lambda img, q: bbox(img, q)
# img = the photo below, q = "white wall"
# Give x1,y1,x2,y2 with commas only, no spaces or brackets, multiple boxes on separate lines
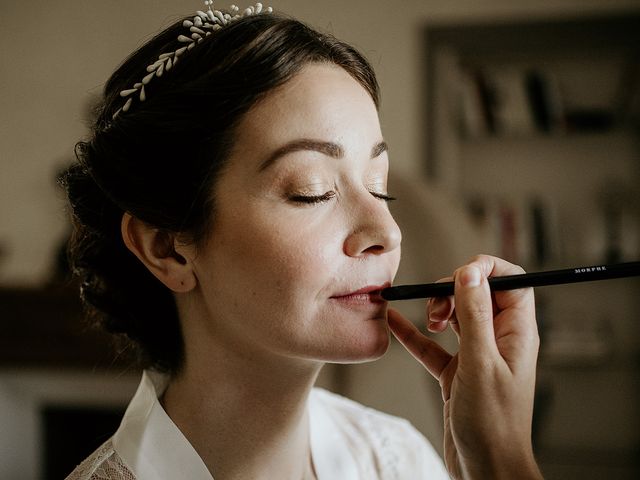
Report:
1,0,638,285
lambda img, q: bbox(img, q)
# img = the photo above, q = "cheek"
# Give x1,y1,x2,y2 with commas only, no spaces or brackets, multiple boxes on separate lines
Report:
391,245,401,278
215,207,344,297
260,216,343,288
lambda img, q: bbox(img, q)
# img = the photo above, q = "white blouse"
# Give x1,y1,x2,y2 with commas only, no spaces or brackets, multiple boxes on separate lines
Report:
66,371,449,479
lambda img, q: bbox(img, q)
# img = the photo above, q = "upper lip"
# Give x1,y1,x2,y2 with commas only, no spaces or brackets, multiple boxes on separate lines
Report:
331,282,391,298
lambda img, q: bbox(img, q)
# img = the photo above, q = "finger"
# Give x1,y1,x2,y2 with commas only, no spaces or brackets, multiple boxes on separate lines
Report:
430,304,460,341
387,308,452,380
427,319,449,334
453,264,499,361
448,314,461,341
428,296,453,322
469,254,529,311
427,277,454,332
427,296,451,333
468,255,538,356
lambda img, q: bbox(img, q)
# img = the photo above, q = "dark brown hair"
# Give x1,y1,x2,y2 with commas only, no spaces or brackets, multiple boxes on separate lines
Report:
61,11,380,373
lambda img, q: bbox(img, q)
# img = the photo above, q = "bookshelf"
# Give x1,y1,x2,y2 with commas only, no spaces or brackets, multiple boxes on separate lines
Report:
424,13,640,479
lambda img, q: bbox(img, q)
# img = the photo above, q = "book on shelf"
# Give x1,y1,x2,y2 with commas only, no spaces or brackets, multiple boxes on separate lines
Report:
525,70,565,134
455,63,622,138
467,195,561,269
490,66,537,136
459,68,488,138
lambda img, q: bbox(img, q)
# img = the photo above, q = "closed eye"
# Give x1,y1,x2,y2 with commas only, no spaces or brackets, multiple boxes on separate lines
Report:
288,190,396,205
370,191,396,202
289,191,336,204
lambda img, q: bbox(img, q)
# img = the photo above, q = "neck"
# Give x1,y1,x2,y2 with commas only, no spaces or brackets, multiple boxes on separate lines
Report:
162,324,322,480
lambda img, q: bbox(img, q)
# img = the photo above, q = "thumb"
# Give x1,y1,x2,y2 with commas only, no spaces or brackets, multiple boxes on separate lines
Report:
454,265,499,362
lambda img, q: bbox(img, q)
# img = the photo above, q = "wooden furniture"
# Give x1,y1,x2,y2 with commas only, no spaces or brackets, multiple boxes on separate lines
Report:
0,283,132,369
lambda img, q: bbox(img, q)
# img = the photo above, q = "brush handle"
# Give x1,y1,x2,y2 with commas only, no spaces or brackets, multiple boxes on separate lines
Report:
381,261,640,301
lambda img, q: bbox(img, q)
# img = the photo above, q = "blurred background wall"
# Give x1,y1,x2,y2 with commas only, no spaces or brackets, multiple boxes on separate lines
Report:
1,1,639,479
0,0,637,284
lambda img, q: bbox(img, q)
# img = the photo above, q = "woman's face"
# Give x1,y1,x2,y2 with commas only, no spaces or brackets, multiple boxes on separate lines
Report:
189,63,401,365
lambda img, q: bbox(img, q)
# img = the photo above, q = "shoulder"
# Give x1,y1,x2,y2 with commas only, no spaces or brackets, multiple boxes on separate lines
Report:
310,388,449,479
65,439,135,480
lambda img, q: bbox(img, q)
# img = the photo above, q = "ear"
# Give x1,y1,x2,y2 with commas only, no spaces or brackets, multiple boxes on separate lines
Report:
121,212,197,293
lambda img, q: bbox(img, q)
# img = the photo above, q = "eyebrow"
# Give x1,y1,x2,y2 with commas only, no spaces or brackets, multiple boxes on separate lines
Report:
259,139,388,171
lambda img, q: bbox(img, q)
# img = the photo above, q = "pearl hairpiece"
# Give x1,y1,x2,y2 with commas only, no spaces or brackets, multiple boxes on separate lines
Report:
113,1,273,118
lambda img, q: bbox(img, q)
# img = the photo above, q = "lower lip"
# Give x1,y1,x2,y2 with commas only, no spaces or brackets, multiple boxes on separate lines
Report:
330,292,386,306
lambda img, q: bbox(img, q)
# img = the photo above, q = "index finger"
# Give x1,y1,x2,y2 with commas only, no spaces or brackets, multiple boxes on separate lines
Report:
387,308,452,380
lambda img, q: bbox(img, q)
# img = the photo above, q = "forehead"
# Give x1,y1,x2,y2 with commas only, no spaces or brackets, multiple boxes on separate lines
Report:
229,63,382,162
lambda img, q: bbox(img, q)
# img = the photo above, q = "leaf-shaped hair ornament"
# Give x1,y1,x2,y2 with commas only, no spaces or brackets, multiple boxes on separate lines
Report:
113,2,273,119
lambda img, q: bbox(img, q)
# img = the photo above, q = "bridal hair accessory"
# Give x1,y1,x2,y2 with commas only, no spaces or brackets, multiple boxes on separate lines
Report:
114,1,273,118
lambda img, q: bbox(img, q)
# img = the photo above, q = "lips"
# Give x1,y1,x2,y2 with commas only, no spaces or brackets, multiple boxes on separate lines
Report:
330,283,390,304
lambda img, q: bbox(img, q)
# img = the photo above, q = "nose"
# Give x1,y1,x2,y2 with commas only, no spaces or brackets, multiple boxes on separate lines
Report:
343,192,402,257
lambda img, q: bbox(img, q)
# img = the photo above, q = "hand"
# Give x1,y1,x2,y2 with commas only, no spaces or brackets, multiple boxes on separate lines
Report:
387,255,543,480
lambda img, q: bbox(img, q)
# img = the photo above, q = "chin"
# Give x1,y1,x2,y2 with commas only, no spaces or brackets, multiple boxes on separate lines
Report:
327,322,391,364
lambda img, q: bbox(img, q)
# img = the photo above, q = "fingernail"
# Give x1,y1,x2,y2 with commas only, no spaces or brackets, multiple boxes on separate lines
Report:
460,266,481,287
429,299,448,321
427,319,446,331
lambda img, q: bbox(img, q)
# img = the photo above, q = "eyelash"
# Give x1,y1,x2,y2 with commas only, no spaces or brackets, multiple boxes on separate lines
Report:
289,191,396,204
